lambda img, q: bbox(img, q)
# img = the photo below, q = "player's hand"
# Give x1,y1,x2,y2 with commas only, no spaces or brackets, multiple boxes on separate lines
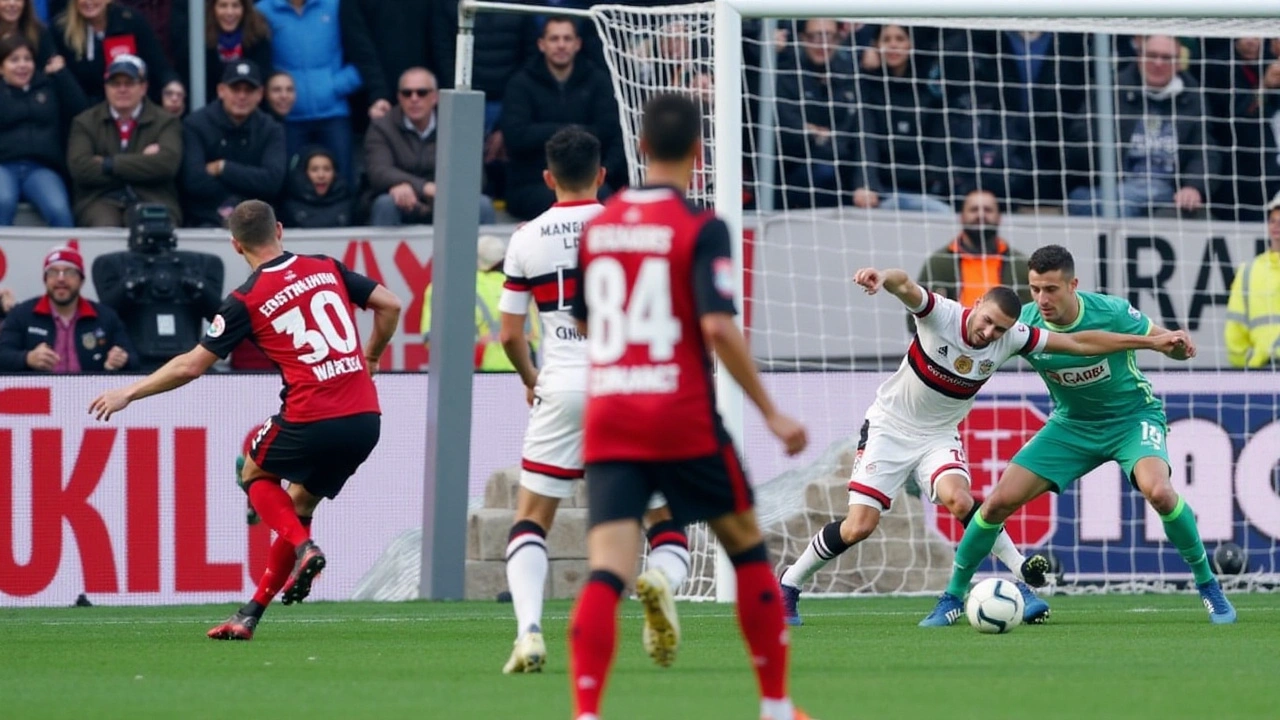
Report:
525,386,537,407
766,412,807,456
1151,330,1195,358
88,388,132,421
365,354,380,376
104,346,129,371
853,268,883,294
26,343,58,372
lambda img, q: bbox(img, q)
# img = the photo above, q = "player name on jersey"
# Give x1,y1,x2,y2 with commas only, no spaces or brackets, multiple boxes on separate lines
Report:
590,363,679,396
311,354,365,382
586,225,674,253
256,272,339,318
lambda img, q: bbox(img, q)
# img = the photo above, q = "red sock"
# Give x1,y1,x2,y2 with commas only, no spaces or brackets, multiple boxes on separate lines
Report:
569,571,623,717
734,552,789,701
247,481,309,546
252,534,299,606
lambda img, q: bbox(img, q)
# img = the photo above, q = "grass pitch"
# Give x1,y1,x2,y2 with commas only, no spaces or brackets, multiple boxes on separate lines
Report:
3,593,1277,720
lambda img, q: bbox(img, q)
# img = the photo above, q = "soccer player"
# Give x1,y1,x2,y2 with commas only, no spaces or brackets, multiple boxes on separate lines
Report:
497,126,691,673
568,93,812,720
781,266,1190,628
88,200,402,640
920,245,1237,626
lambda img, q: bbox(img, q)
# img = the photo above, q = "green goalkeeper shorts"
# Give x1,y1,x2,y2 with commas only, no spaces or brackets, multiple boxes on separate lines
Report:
1010,411,1171,492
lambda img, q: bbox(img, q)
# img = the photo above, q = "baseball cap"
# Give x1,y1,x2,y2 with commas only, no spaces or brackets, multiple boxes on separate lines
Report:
105,54,147,81
1266,191,1280,213
477,235,507,270
221,60,263,88
44,246,84,276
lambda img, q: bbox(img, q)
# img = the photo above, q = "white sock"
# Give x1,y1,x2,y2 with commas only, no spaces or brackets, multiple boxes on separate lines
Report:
646,543,690,591
991,529,1027,582
505,528,548,637
760,697,794,720
781,520,850,588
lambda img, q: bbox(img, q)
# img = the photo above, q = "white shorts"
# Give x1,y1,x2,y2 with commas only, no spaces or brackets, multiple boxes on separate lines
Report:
520,390,664,510
847,420,972,511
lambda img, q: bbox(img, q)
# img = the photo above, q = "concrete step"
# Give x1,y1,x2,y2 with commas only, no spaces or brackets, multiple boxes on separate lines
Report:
467,507,589,561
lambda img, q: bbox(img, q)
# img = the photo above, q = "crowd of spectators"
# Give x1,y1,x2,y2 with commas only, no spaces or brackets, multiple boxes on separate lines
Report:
1,2,1280,229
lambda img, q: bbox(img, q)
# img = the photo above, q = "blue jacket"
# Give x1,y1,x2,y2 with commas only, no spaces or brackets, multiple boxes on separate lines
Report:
257,0,362,121
0,295,139,373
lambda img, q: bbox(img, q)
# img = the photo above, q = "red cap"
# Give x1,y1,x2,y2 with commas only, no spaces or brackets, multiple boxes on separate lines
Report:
44,246,84,275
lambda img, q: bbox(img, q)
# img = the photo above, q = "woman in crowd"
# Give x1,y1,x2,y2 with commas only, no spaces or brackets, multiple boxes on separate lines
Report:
282,145,352,228
201,0,270,104
261,69,294,123
52,0,174,104
0,33,88,226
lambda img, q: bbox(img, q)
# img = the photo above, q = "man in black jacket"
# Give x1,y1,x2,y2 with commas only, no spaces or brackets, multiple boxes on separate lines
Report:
181,61,287,228
0,246,137,373
500,17,625,220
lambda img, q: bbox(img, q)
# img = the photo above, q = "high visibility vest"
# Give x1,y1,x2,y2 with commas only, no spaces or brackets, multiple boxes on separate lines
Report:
1225,250,1280,368
420,272,539,372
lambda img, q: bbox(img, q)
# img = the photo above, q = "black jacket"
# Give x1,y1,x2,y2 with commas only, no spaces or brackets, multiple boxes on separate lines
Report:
283,146,354,228
0,69,89,170
859,68,948,197
773,49,867,191
51,3,175,106
501,57,626,194
181,102,287,227
471,11,538,101
0,295,139,373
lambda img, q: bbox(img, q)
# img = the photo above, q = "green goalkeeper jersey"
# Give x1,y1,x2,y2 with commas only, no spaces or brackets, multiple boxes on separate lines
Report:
1018,291,1163,422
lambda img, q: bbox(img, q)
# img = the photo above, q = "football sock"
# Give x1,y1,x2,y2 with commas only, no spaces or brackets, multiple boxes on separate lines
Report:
990,530,1028,582
645,520,691,590
248,516,310,612
946,509,1002,598
1161,496,1215,585
732,543,789,703
246,481,309,546
781,520,851,588
505,520,549,636
569,570,624,719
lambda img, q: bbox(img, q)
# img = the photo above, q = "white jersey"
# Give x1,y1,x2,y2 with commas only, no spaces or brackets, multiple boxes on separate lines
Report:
868,292,1048,434
498,200,603,393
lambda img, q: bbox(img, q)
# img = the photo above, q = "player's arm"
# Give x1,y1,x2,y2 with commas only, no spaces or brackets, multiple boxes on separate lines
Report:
1043,328,1190,357
335,260,401,368
497,244,539,391
853,267,928,312
87,340,222,421
1148,322,1195,361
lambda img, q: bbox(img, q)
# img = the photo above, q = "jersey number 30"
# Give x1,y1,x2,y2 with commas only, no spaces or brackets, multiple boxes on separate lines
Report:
270,290,359,364
584,257,682,363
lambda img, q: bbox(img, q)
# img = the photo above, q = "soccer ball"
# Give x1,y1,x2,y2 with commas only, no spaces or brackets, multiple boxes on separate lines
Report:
965,578,1024,634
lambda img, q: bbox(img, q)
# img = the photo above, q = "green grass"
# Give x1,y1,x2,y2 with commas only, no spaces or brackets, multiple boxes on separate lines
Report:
3,594,1278,720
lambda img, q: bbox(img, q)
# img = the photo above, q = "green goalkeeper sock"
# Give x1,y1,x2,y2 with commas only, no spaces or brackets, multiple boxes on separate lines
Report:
946,509,1003,598
1161,496,1214,585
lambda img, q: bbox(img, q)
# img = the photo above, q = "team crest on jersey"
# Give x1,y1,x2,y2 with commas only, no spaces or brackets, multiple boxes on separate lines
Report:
1128,304,1142,320
978,359,995,375
207,314,226,338
953,355,974,374
712,257,734,298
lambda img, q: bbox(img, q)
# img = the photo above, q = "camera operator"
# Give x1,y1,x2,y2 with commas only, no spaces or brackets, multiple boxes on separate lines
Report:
93,204,224,371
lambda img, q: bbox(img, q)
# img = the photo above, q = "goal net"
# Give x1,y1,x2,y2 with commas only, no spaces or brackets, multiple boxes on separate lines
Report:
586,3,1280,599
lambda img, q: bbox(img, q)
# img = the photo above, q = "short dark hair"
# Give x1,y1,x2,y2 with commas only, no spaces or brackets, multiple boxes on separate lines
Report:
229,200,278,249
542,16,579,38
0,33,35,65
983,286,1023,321
641,93,701,162
546,126,601,191
1028,244,1076,277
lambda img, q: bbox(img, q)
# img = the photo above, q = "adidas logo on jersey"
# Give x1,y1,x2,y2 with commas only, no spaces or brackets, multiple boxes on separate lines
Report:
937,345,949,357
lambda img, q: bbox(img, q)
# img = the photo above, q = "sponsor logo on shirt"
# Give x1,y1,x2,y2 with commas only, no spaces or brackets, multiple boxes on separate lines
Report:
1044,360,1112,387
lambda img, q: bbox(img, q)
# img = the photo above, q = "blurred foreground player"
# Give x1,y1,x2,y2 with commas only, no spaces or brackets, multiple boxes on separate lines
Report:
568,93,813,720
89,200,402,640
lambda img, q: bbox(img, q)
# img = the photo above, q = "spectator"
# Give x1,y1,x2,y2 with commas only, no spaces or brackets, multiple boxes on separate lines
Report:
0,0,58,65
0,286,14,323
1204,36,1280,222
261,69,294,123
0,246,138,373
1225,192,1280,368
0,33,88,227
365,67,495,226
774,17,864,209
1066,34,1221,219
501,16,624,220
282,145,352,227
181,59,286,227
854,24,953,215
159,77,183,115
198,0,271,105
914,188,1030,331
52,0,174,105
470,8,537,195
352,0,454,116
258,0,379,185
67,53,182,226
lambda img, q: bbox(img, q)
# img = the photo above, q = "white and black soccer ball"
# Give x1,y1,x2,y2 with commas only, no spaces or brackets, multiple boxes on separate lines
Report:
965,578,1024,634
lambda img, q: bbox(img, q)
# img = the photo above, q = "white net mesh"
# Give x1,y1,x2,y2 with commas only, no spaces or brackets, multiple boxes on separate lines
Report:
588,3,1280,599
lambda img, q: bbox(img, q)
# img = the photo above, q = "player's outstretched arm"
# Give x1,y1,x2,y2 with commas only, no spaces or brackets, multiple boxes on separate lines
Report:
1045,329,1194,358
88,345,221,421
853,267,926,310
363,285,401,373
701,313,807,456
1150,323,1196,361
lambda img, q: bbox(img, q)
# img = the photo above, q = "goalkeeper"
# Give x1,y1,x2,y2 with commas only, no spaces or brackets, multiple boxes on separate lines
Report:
922,245,1236,626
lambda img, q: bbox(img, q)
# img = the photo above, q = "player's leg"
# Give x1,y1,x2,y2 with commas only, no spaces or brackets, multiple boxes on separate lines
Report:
239,423,310,547
636,499,688,668
569,462,654,720
503,484,563,674
641,501,690,592
1121,418,1236,624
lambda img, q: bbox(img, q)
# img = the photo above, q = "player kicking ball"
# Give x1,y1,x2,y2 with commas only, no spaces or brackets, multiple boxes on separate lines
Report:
921,245,1236,627
496,126,691,674
89,200,401,640
780,266,1190,628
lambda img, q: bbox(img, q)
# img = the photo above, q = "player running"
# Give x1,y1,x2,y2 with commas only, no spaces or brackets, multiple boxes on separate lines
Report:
920,244,1236,626
780,266,1190,628
89,200,402,640
567,93,813,720
496,126,691,674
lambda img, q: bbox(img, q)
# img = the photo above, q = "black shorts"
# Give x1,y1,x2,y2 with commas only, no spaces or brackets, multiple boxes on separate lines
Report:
247,413,381,499
585,443,754,528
